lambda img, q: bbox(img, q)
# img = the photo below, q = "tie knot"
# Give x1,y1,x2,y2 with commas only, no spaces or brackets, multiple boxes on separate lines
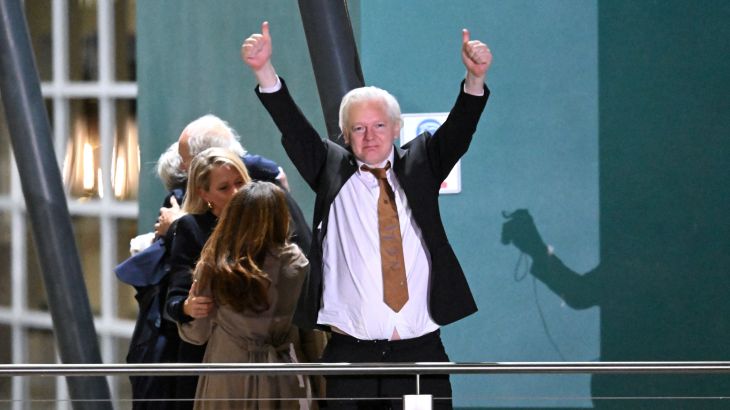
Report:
360,162,391,180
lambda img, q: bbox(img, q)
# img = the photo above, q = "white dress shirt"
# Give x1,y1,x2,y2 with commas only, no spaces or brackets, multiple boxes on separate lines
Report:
259,78,439,340
316,151,439,340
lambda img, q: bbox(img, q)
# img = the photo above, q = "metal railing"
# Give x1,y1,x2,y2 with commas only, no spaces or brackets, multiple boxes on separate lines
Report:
4,361,730,377
3,362,730,408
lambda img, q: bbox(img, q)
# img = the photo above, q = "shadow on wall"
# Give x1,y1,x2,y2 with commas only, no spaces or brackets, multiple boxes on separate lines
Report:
502,207,730,409
500,2,730,408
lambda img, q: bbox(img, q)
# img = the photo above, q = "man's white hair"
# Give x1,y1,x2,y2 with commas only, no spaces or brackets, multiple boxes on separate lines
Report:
184,114,247,157
156,142,186,190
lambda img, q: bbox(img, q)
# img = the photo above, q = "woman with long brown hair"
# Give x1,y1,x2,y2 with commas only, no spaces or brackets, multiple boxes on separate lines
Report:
179,181,311,410
164,147,250,409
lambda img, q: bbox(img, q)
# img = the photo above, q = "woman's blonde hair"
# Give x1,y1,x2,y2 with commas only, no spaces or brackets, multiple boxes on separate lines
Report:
195,181,291,312
182,147,250,214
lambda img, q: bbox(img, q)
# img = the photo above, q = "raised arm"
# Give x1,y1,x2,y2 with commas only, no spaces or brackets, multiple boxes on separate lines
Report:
240,23,330,191
241,21,278,88
461,28,493,95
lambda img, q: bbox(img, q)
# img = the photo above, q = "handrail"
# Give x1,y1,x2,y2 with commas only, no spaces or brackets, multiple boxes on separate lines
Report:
3,361,730,376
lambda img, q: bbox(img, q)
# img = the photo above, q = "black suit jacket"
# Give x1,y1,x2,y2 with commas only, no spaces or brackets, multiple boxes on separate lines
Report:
257,79,489,330
165,211,217,327
163,211,216,400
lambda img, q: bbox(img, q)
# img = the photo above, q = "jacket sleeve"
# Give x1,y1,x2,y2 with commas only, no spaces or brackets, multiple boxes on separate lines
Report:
284,191,312,255
177,281,214,345
423,81,489,181
255,78,328,191
164,217,199,324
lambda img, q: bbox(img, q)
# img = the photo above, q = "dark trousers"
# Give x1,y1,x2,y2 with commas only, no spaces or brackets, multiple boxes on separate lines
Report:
173,340,206,410
321,330,452,410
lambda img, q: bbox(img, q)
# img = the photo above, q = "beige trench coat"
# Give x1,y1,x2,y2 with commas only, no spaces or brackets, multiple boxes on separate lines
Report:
179,244,315,410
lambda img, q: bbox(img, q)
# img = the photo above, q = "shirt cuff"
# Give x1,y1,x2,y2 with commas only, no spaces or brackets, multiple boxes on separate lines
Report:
463,82,485,96
258,76,282,94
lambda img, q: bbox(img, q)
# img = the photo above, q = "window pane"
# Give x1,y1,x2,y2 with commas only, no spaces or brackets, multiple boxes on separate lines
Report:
72,216,101,315
63,99,101,199
116,335,131,364
69,0,98,81
113,100,139,201
0,212,10,307
28,328,56,401
0,98,10,195
115,0,136,81
0,324,9,401
25,0,53,82
26,217,47,311
116,218,138,320
27,215,101,314
45,98,54,130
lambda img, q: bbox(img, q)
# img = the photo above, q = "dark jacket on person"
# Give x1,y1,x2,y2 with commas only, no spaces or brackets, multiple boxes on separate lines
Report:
256,79,489,330
164,211,217,410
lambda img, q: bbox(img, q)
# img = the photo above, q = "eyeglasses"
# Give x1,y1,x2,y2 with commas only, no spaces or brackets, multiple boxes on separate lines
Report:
349,122,389,137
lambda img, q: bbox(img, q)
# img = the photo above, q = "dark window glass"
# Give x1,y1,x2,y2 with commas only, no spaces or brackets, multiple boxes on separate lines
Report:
115,0,136,81
113,99,139,201
69,0,99,81
25,0,53,82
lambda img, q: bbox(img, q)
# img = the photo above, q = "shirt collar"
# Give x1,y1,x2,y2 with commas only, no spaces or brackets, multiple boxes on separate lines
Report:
355,147,395,175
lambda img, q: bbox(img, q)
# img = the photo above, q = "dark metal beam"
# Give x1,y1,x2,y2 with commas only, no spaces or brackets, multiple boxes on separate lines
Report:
0,1,111,408
298,0,365,142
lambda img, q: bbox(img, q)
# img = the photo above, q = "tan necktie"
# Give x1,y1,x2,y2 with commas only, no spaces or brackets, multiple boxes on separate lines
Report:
361,162,409,312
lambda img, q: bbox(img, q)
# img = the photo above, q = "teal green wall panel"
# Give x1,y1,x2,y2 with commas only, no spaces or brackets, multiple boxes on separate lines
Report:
594,1,730,406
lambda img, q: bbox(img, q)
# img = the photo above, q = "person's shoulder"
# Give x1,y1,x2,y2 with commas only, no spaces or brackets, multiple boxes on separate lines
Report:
243,153,278,168
242,154,279,181
322,138,352,158
276,243,309,271
177,213,196,225
174,213,202,234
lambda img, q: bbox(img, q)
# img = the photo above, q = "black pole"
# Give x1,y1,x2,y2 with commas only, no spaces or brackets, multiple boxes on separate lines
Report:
298,0,365,142
0,1,112,409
